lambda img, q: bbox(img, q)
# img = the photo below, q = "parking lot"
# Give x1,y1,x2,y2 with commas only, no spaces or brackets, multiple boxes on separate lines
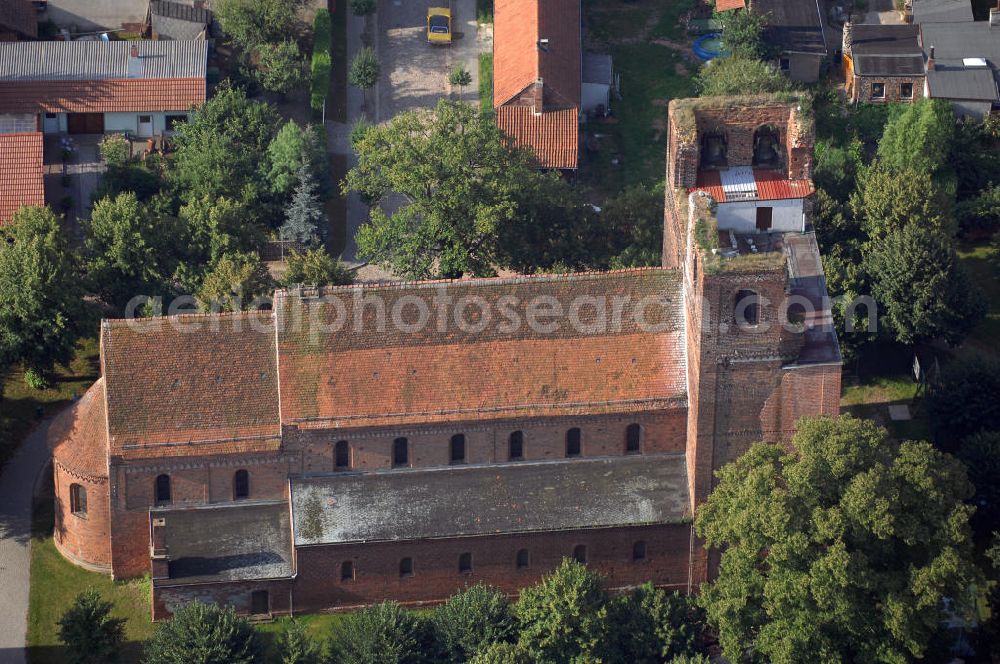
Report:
376,0,485,120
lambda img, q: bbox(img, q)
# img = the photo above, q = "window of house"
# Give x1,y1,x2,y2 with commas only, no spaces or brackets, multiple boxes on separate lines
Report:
70,483,87,516
566,428,582,457
450,434,466,464
165,114,187,131
625,423,641,454
509,431,524,460
335,440,350,469
459,552,473,574
871,82,886,99
900,82,913,99
633,541,647,562
233,469,249,500
341,560,355,581
400,557,414,577
516,548,530,569
155,474,171,504
735,290,760,327
573,545,587,564
393,437,409,467
779,57,790,71
250,590,269,615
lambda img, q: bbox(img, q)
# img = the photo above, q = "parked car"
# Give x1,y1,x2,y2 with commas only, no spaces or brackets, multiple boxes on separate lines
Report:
427,6,452,44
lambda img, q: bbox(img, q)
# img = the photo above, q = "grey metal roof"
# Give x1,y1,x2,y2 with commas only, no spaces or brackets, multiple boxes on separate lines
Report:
155,501,293,585
0,40,207,81
583,53,612,85
151,14,209,40
922,21,1000,63
928,64,999,101
291,454,691,546
854,53,926,75
911,0,974,23
151,0,211,24
851,24,925,75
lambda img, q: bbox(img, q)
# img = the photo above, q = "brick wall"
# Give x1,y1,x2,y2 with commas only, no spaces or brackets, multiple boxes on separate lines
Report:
286,410,688,474
53,463,112,571
153,579,294,621
293,524,692,613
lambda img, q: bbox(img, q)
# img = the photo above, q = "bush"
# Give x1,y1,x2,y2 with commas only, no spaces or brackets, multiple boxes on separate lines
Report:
277,619,323,664
99,134,130,169
349,46,380,92
57,589,126,664
431,585,516,663
329,601,428,664
927,354,1000,449
283,248,354,287
143,602,262,664
310,9,332,115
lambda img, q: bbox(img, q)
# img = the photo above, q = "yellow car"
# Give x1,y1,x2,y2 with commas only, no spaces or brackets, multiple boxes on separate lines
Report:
427,6,452,44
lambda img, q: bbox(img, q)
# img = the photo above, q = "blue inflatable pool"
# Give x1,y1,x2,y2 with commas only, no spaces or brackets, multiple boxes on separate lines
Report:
693,33,729,61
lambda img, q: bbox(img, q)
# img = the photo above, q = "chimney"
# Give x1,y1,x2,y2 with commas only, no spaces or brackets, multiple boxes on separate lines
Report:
928,45,935,70
537,38,549,52
130,43,139,59
842,21,853,56
531,78,544,115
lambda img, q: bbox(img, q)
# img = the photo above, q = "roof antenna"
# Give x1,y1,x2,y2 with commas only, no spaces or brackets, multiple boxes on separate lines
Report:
538,38,549,52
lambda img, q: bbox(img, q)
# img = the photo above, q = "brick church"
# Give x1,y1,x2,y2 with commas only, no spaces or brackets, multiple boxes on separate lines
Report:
48,95,841,620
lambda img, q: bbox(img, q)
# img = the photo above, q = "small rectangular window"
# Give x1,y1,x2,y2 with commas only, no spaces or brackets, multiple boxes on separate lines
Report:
459,552,473,574
165,114,187,131
779,57,789,71
509,431,524,460
393,438,409,467
450,434,466,464
871,82,886,99
900,82,913,99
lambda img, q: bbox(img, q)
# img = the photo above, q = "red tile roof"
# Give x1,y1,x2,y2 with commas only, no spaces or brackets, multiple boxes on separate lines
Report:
493,0,581,108
101,312,281,459
692,168,814,203
496,106,579,169
275,269,686,429
0,0,37,38
0,132,44,225
716,0,746,11
49,379,109,482
0,78,206,114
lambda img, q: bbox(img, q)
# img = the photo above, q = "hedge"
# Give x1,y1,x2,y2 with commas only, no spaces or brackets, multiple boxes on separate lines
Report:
311,9,332,116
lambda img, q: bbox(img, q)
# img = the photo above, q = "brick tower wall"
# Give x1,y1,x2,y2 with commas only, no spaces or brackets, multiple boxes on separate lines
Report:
53,463,112,572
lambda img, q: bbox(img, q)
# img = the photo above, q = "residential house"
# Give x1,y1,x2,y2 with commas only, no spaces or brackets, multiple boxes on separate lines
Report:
0,40,207,137
0,132,44,224
493,0,581,170
146,0,211,41
920,6,1000,119
0,0,37,41
910,0,974,23
842,23,926,103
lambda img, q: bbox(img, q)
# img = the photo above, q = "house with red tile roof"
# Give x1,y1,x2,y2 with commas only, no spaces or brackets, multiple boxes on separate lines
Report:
0,0,38,41
493,0,582,170
0,131,44,224
0,40,207,137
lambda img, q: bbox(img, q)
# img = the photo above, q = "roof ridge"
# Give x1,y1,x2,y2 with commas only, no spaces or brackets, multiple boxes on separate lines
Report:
104,310,275,325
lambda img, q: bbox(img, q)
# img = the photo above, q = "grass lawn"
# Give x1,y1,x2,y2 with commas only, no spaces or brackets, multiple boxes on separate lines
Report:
579,0,698,196
0,338,100,468
840,340,930,442
957,239,1000,360
479,53,493,113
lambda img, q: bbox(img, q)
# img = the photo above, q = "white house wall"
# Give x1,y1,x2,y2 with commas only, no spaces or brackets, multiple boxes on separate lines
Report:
40,111,192,135
716,198,805,233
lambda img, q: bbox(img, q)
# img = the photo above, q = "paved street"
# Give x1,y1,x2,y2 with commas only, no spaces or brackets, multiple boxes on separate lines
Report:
0,422,53,664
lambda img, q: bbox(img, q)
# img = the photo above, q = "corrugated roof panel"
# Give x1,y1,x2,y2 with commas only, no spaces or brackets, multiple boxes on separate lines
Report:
0,41,207,81
720,165,757,200
691,168,814,203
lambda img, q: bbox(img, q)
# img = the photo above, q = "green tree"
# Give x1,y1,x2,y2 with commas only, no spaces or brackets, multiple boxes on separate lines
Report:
280,159,326,246
267,121,328,198
216,0,304,50
57,589,126,664
814,138,863,203
864,224,984,346
142,602,262,664
431,585,516,663
170,83,281,205
719,9,768,59
467,642,530,664
449,64,473,96
277,619,323,664
696,415,980,664
349,46,380,105
346,99,541,278
179,195,264,267
958,431,1000,539
282,248,353,287
695,56,790,97
85,192,180,310
604,183,665,268
926,354,1000,450
0,206,87,375
329,601,426,664
99,133,130,169
877,99,954,178
350,0,376,16
256,40,304,98
513,559,609,664
850,165,953,243
196,252,274,312
603,584,704,664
